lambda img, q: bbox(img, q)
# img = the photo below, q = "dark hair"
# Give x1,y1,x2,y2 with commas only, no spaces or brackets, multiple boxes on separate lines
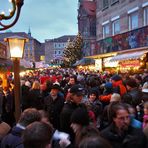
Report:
76,125,100,146
22,121,54,148
79,136,112,148
18,108,41,127
110,103,129,120
39,110,48,119
70,75,77,82
121,93,133,105
125,78,138,88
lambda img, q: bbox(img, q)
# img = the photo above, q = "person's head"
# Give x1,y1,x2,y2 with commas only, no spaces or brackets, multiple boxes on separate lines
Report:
39,110,49,124
125,78,138,91
75,125,100,146
111,103,130,131
135,75,142,84
31,80,40,90
111,74,122,84
70,107,89,134
50,84,60,97
69,84,84,104
121,93,133,105
69,75,77,85
88,89,98,102
104,82,113,94
22,121,54,148
110,93,121,103
79,136,112,148
18,108,41,127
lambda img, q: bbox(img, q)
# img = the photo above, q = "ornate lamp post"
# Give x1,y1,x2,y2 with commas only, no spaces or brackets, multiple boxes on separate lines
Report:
5,36,28,121
0,0,24,31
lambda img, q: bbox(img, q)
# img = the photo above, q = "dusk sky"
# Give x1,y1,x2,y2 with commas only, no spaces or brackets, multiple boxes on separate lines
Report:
1,0,78,42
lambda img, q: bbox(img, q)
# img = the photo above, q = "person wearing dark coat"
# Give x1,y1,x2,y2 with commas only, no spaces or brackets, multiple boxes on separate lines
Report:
21,81,31,111
124,78,143,107
2,87,15,127
1,108,41,148
63,75,77,97
111,74,127,97
26,81,43,110
44,84,64,130
101,103,147,148
60,84,85,144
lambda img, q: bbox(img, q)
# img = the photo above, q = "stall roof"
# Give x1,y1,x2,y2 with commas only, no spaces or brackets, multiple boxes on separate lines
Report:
73,58,95,66
0,58,12,66
110,50,148,61
85,52,117,59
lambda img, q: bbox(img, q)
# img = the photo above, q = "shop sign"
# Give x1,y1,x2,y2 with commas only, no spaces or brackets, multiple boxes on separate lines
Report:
95,59,102,71
120,60,140,67
103,57,118,67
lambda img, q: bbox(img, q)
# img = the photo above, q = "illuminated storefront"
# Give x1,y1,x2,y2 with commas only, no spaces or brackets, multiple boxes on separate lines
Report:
110,48,148,73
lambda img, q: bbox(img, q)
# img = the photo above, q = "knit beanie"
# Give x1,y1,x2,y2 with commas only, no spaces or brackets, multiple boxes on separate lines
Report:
71,107,89,126
111,74,122,81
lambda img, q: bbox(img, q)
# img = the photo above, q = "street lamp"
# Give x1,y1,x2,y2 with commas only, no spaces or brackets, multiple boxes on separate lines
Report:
0,0,24,31
5,36,28,121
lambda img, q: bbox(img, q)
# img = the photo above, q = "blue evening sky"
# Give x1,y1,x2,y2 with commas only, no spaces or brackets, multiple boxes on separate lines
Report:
0,0,78,42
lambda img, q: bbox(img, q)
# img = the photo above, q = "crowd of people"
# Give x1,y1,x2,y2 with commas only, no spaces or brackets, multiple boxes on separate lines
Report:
0,68,148,148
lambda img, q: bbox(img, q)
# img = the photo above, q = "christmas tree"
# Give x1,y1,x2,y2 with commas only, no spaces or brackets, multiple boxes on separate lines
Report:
63,33,83,67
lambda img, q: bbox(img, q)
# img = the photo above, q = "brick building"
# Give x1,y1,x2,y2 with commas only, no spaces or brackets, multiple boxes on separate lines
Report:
82,0,148,71
95,0,148,54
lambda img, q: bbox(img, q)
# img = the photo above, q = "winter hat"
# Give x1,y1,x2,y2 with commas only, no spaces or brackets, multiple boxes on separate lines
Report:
70,84,84,96
105,82,112,89
111,74,122,81
71,107,89,126
51,84,61,90
142,82,148,93
25,81,31,88
125,78,138,88
104,82,113,94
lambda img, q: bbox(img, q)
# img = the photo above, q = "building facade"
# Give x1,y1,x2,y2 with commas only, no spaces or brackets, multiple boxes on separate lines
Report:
95,0,148,54
45,35,76,64
0,31,45,62
78,0,96,56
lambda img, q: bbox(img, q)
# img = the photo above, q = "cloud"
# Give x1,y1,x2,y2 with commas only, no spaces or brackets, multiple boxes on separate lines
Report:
1,0,78,42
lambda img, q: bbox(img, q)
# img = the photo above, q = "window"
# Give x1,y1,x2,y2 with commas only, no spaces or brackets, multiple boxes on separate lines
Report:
54,43,57,48
144,7,148,26
112,19,120,35
102,0,109,9
54,51,57,54
103,23,110,38
129,12,138,30
58,51,61,54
